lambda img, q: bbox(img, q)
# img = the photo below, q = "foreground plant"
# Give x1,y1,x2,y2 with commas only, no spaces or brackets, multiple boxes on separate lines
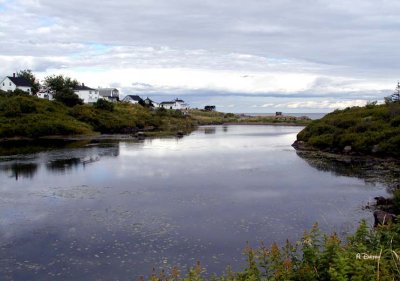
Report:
148,221,400,281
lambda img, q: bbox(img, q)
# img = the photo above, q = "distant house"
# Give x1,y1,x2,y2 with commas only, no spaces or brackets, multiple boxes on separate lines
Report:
0,73,32,93
204,105,216,111
74,83,99,104
98,88,120,102
122,95,143,104
37,87,54,101
144,97,159,108
160,99,189,110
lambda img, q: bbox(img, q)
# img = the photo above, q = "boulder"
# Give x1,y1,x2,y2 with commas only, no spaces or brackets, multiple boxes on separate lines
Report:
292,140,305,150
374,196,393,206
373,210,396,226
372,145,380,153
343,146,352,153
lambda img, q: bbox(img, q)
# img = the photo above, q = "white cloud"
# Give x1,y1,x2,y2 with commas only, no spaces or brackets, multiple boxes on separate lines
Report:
280,100,368,110
0,0,399,112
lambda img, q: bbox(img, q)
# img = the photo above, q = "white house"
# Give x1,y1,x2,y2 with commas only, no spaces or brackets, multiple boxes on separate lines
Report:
37,87,54,101
144,97,159,108
0,73,32,93
160,99,189,110
98,88,120,102
74,83,99,104
122,95,143,104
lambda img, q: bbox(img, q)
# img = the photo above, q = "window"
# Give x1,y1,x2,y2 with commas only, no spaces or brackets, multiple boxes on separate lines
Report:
9,82,11,86
2,82,4,86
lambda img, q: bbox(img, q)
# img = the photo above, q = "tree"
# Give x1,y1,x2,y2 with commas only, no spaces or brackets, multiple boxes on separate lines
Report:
44,75,82,107
44,75,79,93
385,82,400,104
17,69,40,95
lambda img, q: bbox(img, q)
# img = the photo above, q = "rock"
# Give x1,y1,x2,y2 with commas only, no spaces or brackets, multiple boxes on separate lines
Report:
292,140,305,149
176,131,185,138
373,210,396,226
374,196,393,206
134,132,146,140
343,146,352,153
372,144,380,153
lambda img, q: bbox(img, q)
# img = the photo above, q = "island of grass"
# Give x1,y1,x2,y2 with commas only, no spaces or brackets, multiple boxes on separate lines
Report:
293,102,400,157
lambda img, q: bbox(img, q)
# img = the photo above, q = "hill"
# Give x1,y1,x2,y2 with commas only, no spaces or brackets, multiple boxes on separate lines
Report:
0,92,195,139
294,102,400,157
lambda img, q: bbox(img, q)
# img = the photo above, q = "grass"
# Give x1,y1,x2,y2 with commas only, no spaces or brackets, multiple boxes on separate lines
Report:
0,92,196,139
296,103,400,157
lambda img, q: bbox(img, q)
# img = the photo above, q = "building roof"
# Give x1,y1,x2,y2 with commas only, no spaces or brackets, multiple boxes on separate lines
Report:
175,99,185,103
6,76,32,87
160,101,175,105
74,84,96,91
98,88,119,97
124,95,143,101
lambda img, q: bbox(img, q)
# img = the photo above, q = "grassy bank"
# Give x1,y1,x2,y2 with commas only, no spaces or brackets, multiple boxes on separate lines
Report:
0,93,195,139
0,94,314,140
295,103,400,157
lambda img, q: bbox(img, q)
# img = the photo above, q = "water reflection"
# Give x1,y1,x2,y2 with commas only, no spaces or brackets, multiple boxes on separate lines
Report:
0,139,91,156
204,127,216,134
0,126,391,280
0,141,121,179
296,151,400,188
0,162,38,180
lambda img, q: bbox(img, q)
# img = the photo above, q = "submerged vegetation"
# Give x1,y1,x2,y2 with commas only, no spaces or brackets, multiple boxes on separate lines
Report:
295,102,400,157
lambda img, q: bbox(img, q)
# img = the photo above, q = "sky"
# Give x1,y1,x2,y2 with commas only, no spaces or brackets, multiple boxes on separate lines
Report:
1,0,400,113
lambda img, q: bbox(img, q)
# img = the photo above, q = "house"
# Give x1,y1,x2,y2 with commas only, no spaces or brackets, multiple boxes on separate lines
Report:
74,83,99,103
144,97,159,107
122,95,143,104
37,87,54,101
98,88,120,102
204,105,216,111
0,73,32,93
160,98,189,110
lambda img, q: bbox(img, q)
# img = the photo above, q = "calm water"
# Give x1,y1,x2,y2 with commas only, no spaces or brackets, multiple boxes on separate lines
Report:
0,125,388,280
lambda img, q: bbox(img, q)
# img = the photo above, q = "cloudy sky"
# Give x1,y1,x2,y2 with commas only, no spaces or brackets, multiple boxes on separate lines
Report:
1,0,400,112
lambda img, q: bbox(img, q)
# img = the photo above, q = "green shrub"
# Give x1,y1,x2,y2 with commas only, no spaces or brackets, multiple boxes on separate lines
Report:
94,99,114,111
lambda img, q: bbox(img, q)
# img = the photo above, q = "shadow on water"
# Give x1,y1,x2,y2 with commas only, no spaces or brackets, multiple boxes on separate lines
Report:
296,150,400,189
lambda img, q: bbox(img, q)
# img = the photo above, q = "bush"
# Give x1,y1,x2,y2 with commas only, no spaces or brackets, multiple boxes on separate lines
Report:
93,99,114,111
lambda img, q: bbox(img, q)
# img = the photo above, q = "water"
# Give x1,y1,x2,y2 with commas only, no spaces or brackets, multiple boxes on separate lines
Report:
0,125,388,280
245,113,326,119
